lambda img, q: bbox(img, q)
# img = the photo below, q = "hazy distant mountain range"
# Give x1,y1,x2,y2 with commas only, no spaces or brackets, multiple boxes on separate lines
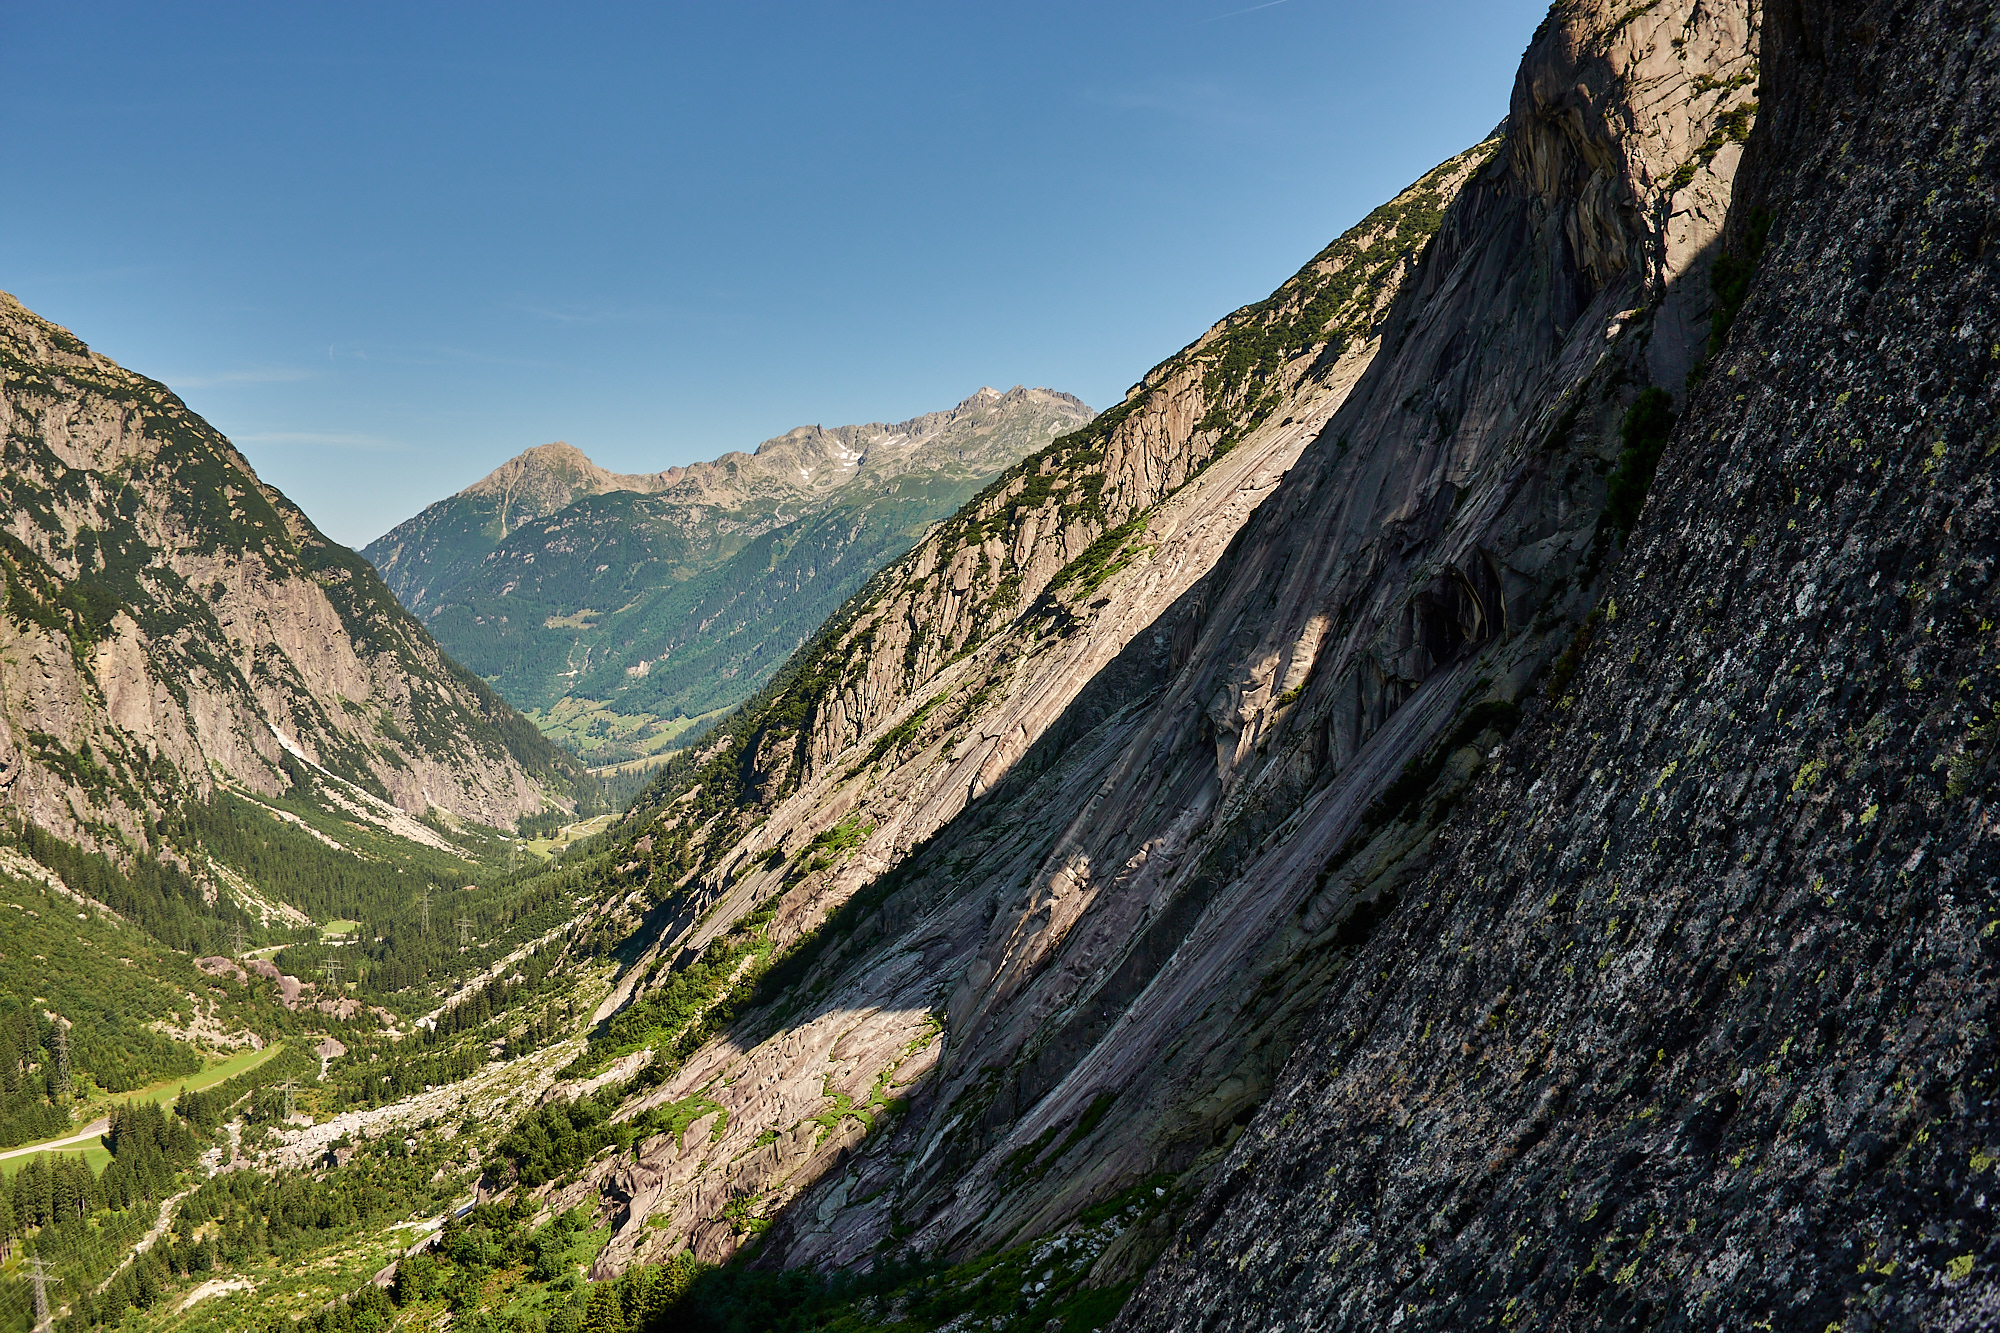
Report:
362,387,1092,768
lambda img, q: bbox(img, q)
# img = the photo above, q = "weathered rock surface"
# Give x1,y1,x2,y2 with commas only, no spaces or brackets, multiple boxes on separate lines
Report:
0,292,587,856
553,52,1752,1265
749,0,1759,1275
1119,0,2000,1328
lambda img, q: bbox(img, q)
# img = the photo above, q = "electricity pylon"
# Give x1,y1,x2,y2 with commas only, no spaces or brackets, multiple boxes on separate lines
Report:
51,1021,72,1100
28,1256,59,1333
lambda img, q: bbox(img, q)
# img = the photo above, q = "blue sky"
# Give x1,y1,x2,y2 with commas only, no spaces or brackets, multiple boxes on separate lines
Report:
3,1,1548,547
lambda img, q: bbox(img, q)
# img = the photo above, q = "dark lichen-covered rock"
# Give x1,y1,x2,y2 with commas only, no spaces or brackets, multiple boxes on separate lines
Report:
1119,1,2000,1329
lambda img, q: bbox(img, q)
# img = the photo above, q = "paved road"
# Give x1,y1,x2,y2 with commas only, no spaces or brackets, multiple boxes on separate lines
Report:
0,1116,108,1163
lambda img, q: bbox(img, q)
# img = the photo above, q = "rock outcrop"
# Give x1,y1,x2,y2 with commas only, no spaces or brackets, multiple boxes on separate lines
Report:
543,141,1494,1267
1119,0,2000,1327
0,292,588,856
545,28,1755,1265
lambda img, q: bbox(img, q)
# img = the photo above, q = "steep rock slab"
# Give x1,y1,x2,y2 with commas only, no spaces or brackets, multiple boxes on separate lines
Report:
800,0,1760,1272
564,145,1500,1275
569,0,1760,1269
0,292,587,854
1121,0,2000,1328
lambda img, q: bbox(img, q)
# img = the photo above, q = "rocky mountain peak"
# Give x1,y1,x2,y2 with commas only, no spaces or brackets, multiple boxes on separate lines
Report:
1507,0,1758,381
716,386,1089,491
453,440,670,539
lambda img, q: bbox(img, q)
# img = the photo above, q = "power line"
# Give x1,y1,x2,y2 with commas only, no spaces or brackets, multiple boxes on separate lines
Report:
0,1158,221,1328
27,1256,59,1333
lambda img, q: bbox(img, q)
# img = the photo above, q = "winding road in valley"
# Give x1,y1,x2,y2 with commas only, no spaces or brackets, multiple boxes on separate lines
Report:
0,1116,108,1163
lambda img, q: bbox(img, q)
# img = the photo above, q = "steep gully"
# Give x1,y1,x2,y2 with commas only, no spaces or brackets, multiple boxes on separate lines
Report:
543,0,1770,1297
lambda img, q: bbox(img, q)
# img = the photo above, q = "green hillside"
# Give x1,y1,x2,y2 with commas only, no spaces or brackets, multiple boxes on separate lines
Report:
460,467,1001,727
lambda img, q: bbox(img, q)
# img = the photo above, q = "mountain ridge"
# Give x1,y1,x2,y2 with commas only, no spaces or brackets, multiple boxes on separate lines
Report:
363,386,1094,763
0,290,590,864
366,386,1091,614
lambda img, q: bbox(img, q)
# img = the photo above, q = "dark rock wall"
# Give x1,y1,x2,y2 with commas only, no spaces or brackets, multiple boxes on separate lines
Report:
1120,1,2000,1329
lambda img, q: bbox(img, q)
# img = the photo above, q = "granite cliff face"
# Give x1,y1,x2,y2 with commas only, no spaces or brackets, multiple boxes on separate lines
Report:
525,8,1768,1272
730,0,1756,1276
527,143,1503,1270
363,389,1093,762
1120,0,2000,1328
0,292,588,857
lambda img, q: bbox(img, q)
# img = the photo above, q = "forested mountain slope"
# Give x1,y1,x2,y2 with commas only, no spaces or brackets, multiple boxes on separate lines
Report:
0,292,590,861
1121,0,2000,1327
363,389,1092,765
519,0,1764,1287
0,305,658,1333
